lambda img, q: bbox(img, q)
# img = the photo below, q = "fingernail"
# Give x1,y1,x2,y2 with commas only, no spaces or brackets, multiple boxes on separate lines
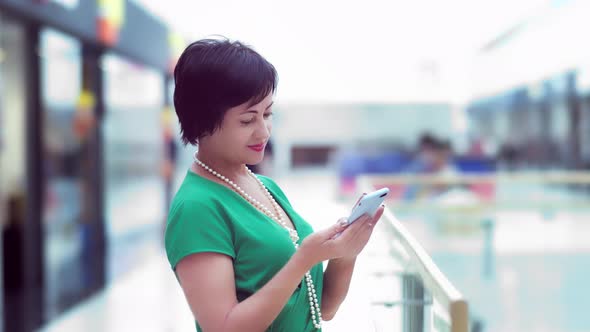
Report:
339,219,348,226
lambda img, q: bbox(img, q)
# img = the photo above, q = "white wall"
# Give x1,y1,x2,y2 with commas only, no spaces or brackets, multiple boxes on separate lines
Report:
273,103,454,145
271,103,455,174
469,0,590,99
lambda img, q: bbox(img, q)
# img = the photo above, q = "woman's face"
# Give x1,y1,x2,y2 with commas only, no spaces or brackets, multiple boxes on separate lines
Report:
201,92,274,166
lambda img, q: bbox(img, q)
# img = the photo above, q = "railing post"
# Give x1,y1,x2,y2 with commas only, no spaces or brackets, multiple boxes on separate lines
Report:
450,300,469,332
402,273,424,332
481,218,495,279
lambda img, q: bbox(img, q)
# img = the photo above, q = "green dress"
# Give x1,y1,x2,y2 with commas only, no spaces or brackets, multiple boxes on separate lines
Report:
165,170,324,332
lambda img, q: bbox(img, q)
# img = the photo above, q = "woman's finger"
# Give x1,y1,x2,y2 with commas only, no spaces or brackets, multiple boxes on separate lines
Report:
371,205,385,223
349,213,371,230
360,206,384,233
337,217,348,226
320,218,349,241
336,214,370,241
355,208,384,241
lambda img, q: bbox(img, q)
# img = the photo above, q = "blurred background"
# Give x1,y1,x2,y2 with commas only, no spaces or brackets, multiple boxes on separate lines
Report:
1,0,590,331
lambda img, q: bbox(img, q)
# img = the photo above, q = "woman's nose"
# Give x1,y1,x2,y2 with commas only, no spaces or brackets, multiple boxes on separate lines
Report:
255,121,271,139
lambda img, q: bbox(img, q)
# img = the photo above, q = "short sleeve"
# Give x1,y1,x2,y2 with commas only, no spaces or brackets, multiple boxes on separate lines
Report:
165,199,236,270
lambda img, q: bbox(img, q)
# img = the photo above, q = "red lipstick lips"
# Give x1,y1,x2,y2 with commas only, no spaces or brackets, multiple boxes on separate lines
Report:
248,144,265,152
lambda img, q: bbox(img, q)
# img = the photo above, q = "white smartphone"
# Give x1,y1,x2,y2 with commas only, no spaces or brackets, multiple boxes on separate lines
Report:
347,188,389,224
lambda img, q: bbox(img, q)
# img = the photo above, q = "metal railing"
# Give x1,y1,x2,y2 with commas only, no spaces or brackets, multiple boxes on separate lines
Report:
365,171,590,211
358,170,590,331
358,176,469,332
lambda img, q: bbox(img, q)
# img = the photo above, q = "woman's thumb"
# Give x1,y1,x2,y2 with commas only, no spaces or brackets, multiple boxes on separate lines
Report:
323,218,348,238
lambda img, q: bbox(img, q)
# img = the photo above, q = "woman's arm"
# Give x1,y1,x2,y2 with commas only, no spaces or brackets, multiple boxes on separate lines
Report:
319,204,387,320
320,257,356,321
176,211,383,331
176,250,313,332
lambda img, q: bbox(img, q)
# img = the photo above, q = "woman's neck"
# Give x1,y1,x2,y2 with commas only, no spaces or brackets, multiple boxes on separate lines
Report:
194,149,248,182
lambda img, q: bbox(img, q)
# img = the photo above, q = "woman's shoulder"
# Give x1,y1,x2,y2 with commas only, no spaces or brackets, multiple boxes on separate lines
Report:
169,172,228,216
165,179,237,267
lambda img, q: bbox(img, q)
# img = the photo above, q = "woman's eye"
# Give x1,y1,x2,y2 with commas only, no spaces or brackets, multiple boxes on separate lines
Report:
263,112,274,119
241,119,255,125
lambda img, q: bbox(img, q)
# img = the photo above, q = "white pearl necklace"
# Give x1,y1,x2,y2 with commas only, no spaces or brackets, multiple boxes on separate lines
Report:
193,152,322,329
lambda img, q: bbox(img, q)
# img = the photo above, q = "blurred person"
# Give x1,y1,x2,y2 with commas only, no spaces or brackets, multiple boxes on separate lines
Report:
426,139,458,196
435,139,456,175
498,141,521,171
406,133,439,173
402,134,457,200
165,38,385,332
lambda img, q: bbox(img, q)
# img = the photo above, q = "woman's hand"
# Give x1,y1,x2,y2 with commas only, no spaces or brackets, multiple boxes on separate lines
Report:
298,204,385,266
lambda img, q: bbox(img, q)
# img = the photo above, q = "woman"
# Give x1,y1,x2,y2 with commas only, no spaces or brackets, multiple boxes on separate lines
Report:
165,38,384,332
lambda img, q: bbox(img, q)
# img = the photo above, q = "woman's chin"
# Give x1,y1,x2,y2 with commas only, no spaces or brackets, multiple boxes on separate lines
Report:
244,155,264,166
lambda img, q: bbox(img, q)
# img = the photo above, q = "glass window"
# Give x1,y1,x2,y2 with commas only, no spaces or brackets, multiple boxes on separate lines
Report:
101,53,165,279
39,28,86,320
0,16,27,231
550,100,569,142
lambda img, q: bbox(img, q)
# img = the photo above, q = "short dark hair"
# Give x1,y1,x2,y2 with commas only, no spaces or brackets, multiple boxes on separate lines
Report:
418,133,438,150
173,37,278,145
